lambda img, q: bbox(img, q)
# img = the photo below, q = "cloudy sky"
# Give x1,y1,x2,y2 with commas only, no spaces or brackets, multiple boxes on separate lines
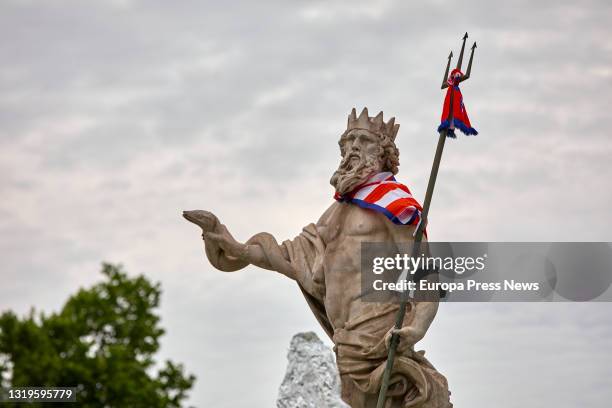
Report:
1,0,611,407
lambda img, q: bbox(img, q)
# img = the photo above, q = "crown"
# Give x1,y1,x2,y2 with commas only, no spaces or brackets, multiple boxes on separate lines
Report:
345,107,400,141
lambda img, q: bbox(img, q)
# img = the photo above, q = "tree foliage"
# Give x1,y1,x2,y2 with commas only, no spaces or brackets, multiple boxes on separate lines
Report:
0,263,195,407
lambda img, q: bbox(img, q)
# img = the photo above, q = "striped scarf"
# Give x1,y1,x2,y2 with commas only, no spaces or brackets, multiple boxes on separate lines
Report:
334,172,423,227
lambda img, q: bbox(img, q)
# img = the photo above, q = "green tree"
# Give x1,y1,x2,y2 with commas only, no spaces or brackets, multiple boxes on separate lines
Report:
0,263,195,407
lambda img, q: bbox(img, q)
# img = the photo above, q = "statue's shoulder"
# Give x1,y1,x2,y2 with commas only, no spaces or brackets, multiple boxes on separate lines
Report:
316,201,373,226
312,201,347,244
315,201,342,228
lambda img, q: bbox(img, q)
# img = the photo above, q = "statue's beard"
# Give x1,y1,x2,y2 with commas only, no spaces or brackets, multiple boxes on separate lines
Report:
330,152,381,196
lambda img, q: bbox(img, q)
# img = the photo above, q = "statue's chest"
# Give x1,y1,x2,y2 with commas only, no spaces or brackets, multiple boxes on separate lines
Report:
327,203,388,241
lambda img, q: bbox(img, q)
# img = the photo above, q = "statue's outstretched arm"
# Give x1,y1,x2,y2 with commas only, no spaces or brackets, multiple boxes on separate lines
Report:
183,210,296,279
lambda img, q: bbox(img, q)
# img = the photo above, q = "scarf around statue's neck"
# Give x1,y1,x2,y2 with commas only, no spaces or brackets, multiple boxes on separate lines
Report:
334,171,424,228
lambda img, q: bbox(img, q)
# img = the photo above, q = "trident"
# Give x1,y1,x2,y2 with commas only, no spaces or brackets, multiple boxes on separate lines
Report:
376,32,477,408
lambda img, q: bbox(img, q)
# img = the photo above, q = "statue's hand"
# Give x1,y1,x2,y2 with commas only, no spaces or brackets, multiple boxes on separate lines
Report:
183,210,220,233
384,326,425,353
182,210,251,271
204,231,248,260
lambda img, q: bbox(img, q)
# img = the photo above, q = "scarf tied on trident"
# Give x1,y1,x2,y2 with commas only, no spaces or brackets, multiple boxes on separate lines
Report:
334,172,425,232
437,68,478,137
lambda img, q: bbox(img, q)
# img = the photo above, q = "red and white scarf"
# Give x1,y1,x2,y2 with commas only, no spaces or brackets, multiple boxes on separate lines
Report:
437,68,478,137
334,172,423,227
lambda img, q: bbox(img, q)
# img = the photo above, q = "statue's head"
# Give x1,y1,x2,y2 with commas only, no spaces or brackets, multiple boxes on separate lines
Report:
330,107,400,196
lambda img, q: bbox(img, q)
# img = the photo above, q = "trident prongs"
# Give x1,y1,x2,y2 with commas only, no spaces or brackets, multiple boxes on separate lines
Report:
455,32,468,70
460,42,477,83
441,51,453,89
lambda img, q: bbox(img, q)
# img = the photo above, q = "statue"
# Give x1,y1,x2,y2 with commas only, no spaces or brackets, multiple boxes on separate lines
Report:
183,108,452,408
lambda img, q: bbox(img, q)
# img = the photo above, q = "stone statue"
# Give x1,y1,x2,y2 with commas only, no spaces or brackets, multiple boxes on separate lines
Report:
183,108,451,408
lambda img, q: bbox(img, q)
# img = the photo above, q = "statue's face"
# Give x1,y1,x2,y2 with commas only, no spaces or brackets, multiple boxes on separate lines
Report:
339,129,384,168
330,129,384,196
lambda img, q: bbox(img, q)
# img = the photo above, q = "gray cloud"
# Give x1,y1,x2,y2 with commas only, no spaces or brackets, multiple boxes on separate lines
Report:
1,0,611,407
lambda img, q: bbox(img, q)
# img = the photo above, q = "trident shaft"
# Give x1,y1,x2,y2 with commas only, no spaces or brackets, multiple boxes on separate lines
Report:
376,33,477,408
